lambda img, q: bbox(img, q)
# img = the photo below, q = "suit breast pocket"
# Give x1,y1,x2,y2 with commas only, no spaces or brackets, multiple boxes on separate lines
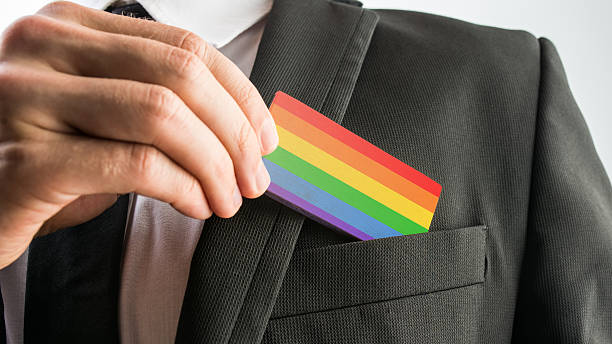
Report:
263,225,488,344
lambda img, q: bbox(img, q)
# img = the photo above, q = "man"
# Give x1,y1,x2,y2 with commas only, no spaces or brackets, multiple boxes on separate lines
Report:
0,0,610,343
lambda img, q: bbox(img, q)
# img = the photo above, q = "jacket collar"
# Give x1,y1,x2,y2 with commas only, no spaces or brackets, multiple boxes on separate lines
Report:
176,0,379,342
251,0,377,120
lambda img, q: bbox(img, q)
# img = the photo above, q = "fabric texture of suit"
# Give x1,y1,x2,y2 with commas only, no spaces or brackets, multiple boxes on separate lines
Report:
9,0,611,343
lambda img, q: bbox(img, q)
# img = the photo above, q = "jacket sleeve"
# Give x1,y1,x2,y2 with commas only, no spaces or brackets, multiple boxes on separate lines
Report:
512,38,612,342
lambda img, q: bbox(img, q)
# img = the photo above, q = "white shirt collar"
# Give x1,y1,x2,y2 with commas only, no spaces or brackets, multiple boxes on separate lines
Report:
73,0,273,48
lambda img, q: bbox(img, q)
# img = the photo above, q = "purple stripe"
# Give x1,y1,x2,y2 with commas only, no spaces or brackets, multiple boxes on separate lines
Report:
267,182,375,240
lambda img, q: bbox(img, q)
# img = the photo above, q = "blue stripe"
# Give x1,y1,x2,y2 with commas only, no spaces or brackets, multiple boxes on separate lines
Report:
263,159,402,238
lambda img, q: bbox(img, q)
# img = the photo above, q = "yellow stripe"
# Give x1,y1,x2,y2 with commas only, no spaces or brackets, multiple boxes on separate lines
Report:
277,126,433,228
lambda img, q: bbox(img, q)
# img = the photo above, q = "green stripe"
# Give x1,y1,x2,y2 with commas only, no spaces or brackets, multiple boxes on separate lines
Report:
265,147,427,235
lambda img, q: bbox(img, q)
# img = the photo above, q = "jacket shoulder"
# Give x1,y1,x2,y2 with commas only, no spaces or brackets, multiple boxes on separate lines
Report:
371,9,540,60
350,9,542,117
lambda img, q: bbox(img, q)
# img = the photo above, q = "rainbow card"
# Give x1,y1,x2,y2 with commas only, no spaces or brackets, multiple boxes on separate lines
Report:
263,92,441,240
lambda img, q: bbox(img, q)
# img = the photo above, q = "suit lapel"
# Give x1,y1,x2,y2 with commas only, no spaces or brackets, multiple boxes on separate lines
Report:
176,1,378,343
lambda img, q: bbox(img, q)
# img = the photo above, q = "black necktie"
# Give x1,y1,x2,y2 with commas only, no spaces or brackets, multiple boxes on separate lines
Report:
106,2,154,20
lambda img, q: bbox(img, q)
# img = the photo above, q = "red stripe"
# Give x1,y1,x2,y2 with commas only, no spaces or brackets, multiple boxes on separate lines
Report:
272,91,442,196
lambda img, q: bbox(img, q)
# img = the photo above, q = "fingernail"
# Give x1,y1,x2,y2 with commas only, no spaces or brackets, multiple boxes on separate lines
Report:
232,186,242,208
260,116,279,154
256,161,271,192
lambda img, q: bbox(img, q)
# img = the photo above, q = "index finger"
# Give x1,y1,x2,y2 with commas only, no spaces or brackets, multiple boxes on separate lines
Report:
38,1,278,155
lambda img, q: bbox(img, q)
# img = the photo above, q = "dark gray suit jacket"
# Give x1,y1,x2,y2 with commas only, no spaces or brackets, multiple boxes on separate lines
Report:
5,0,611,343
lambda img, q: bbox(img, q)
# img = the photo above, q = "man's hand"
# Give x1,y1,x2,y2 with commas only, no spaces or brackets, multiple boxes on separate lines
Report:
0,1,278,269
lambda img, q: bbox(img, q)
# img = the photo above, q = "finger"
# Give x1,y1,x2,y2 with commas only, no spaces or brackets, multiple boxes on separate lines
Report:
11,14,271,198
38,2,278,154
4,66,243,218
38,2,278,155
6,137,213,220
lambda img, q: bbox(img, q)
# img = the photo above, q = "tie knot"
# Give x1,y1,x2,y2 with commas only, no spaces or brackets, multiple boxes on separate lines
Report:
105,2,154,20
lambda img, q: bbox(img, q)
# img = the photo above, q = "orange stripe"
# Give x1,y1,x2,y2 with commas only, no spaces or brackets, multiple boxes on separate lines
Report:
273,92,442,196
271,104,439,212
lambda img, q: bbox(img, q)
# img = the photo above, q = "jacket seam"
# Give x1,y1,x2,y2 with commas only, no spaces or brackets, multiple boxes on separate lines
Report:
509,36,545,339
270,280,484,321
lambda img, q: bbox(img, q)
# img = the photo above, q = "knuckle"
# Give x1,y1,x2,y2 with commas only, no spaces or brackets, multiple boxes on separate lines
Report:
1,15,50,53
235,119,258,157
129,145,160,182
233,82,260,109
210,152,234,182
0,142,28,169
177,31,209,61
0,142,39,186
167,47,205,81
182,175,202,199
143,85,181,127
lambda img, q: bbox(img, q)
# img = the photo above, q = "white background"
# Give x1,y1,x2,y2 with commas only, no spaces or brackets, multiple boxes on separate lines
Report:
1,0,611,176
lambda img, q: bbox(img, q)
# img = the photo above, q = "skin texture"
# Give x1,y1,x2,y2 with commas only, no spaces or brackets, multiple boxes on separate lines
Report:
0,1,279,269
